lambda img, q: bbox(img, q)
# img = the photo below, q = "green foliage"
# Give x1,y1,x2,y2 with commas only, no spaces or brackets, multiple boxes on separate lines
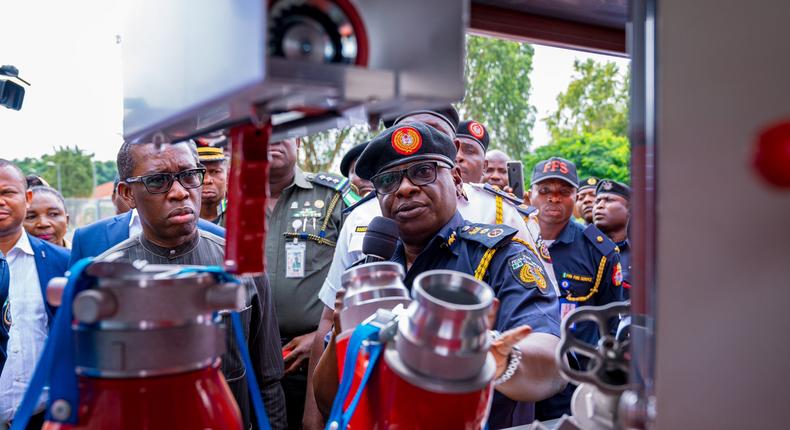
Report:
545,59,629,140
93,160,117,184
523,129,630,184
456,34,536,160
13,146,96,197
299,124,379,173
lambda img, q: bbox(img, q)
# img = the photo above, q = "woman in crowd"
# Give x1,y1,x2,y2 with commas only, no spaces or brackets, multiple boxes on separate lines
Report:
23,185,71,248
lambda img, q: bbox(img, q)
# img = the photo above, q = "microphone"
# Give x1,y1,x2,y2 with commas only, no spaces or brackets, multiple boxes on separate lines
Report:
362,216,400,264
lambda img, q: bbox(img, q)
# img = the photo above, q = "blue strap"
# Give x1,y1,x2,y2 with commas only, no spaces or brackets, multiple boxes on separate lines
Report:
12,257,95,429
325,323,382,430
177,266,271,430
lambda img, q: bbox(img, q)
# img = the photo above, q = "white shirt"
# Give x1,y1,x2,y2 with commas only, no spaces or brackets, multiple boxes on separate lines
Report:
0,232,48,421
129,208,142,238
318,183,555,308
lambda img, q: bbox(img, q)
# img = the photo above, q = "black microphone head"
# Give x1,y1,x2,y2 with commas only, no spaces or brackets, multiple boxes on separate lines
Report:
362,216,400,260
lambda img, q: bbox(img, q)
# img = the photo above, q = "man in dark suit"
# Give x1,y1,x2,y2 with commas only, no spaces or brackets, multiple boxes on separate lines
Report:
69,208,225,267
0,159,70,426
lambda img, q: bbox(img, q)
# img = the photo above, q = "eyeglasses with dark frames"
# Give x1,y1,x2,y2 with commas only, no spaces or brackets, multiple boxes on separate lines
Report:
370,161,450,195
124,168,206,194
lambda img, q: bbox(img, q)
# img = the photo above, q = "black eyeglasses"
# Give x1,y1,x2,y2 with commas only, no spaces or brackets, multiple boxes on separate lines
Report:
125,168,206,194
371,161,450,195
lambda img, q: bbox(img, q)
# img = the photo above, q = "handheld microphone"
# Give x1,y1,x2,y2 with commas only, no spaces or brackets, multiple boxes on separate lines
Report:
362,216,399,263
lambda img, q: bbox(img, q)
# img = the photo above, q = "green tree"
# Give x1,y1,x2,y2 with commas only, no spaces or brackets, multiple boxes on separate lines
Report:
299,124,378,173
14,146,95,197
93,160,117,184
545,59,629,140
523,129,630,184
456,34,536,160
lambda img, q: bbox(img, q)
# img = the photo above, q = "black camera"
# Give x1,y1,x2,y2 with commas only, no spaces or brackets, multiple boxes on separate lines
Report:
0,65,30,111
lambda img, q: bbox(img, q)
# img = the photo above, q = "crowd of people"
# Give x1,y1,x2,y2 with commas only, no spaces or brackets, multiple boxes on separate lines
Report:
0,105,632,429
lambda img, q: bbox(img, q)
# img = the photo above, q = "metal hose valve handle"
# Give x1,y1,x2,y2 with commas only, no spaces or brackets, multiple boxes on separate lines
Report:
556,300,632,395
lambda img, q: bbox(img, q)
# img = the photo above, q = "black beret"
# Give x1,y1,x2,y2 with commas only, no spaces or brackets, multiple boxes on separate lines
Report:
383,105,460,133
456,120,490,151
596,179,631,200
578,177,600,191
339,141,369,178
356,122,456,180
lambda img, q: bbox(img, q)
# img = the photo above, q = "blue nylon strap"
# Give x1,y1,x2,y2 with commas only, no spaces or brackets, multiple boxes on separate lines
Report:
177,266,271,430
325,323,382,430
12,257,95,429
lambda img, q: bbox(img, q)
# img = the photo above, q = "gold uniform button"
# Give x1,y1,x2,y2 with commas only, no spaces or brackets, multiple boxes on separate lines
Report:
596,236,604,243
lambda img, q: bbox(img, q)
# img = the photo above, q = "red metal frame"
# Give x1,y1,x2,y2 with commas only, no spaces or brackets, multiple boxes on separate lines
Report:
224,123,271,275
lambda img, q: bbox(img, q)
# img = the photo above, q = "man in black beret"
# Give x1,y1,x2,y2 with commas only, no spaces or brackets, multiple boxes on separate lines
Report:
352,122,565,429
575,177,599,225
593,179,631,291
455,120,490,183
339,141,374,197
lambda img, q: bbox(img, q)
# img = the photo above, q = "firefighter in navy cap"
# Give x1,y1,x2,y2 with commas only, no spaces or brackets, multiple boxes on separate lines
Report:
344,122,565,429
197,146,229,227
455,119,489,183
527,157,624,421
593,179,632,294
575,176,599,225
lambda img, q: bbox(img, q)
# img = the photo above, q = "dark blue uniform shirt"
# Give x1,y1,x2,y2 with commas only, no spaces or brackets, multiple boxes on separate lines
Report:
616,239,631,299
391,212,561,429
536,220,624,421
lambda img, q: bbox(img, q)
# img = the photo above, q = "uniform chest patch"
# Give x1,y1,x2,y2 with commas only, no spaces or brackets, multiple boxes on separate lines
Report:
508,253,548,295
612,262,623,286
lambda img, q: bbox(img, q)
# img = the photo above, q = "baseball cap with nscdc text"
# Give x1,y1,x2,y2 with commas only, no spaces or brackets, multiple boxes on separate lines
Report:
530,157,579,188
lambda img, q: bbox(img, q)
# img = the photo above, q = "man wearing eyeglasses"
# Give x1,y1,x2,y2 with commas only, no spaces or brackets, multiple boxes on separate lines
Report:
68,145,225,268
314,123,565,429
96,141,287,429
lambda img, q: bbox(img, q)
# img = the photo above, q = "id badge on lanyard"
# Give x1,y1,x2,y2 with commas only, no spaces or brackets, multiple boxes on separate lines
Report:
285,241,306,278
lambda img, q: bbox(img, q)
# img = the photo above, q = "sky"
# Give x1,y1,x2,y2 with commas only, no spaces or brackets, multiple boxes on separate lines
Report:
0,1,629,162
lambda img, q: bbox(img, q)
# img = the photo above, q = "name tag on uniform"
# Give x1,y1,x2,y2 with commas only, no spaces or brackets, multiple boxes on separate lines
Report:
560,299,577,322
285,242,306,278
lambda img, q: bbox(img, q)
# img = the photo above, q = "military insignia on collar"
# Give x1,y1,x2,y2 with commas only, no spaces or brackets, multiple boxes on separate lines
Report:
391,126,422,155
469,121,485,139
479,228,490,235
539,242,551,262
468,226,481,235
461,225,471,232
508,253,548,294
536,237,552,262
602,180,613,191
487,228,504,238
612,262,623,286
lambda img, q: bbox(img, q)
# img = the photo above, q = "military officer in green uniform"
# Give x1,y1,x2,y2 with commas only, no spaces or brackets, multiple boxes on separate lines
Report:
265,137,358,429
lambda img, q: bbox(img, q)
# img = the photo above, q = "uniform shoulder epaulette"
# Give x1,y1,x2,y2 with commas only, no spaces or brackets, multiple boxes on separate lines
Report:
308,172,350,193
457,223,517,249
582,224,617,256
515,203,537,217
482,183,523,205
